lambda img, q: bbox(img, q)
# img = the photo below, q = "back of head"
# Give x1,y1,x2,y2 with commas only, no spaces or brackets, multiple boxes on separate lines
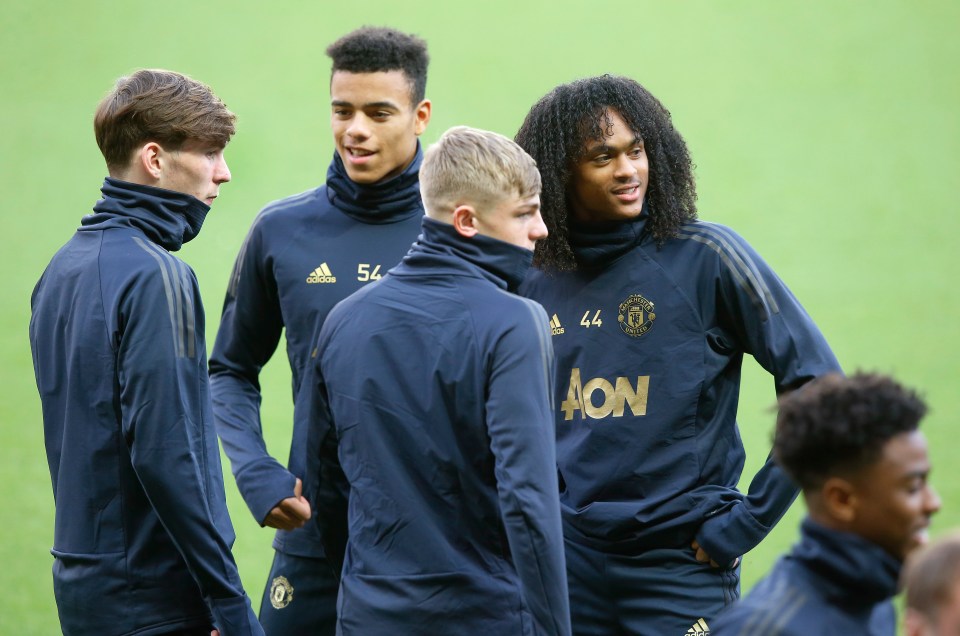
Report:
774,372,927,490
903,532,960,633
420,126,540,219
514,74,697,270
94,69,236,175
326,26,429,104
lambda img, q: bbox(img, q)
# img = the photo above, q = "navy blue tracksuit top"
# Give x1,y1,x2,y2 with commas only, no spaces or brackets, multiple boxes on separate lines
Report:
712,518,901,635
300,218,572,636
209,149,424,557
520,216,841,565
29,179,261,635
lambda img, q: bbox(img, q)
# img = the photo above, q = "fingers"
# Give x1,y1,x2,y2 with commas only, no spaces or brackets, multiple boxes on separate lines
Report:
692,540,739,569
294,477,303,497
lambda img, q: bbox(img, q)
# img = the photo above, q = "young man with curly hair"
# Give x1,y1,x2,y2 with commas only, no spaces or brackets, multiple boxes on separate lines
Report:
713,372,941,635
30,69,262,636
299,126,570,635
208,27,431,635
514,74,842,634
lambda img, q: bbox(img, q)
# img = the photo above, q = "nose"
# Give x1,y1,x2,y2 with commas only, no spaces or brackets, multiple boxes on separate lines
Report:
215,154,231,184
345,113,371,141
925,484,942,515
530,211,548,243
613,153,637,180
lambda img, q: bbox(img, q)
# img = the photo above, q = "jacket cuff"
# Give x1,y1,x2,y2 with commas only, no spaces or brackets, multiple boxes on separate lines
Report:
209,595,263,636
694,503,770,567
235,459,298,525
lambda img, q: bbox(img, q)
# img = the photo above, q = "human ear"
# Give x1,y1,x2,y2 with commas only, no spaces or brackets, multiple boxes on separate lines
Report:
821,477,858,523
138,142,163,180
414,99,432,136
451,204,479,239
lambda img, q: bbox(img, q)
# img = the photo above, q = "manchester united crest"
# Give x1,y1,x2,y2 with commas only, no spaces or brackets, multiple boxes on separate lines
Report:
269,575,294,609
618,293,656,337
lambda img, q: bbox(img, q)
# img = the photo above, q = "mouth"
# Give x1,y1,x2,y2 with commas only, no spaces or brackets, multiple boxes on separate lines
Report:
612,184,642,203
345,146,376,163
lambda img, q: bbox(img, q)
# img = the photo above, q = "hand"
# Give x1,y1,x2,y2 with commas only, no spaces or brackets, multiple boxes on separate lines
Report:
264,478,312,530
211,631,219,636
691,540,740,569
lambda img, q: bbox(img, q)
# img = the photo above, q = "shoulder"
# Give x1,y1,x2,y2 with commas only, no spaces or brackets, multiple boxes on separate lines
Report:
251,187,326,232
672,220,755,258
473,286,550,340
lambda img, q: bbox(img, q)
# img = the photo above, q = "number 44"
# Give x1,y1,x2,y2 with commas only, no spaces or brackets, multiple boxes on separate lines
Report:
580,310,602,328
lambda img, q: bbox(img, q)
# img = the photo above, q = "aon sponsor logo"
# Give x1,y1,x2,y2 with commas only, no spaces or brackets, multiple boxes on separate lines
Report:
561,368,649,421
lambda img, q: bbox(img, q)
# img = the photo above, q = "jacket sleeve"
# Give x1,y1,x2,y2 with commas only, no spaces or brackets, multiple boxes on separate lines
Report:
299,331,348,576
209,216,297,524
485,298,572,636
117,260,262,636
694,225,842,567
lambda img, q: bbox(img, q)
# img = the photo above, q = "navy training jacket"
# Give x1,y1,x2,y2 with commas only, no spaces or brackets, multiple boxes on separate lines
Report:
301,217,572,636
209,148,424,557
520,215,841,566
712,518,900,635
29,179,261,635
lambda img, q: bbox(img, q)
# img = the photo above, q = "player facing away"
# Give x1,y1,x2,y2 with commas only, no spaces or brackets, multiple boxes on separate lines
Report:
514,74,842,635
712,372,941,635
298,126,571,636
29,69,262,636
903,531,960,636
208,27,431,635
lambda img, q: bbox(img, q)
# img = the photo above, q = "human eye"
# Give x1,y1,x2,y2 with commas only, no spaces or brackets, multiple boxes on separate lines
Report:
592,154,611,165
628,145,645,159
332,107,351,118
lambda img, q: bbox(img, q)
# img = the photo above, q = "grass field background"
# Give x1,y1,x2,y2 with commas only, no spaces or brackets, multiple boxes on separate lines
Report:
2,1,958,633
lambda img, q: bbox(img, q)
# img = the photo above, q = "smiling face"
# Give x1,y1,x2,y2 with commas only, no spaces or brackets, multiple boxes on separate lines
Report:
155,139,231,206
568,109,649,223
847,430,941,561
330,70,431,184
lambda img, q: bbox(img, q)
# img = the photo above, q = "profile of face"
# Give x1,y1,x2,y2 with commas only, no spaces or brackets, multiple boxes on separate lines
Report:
568,109,649,223
154,139,231,206
845,430,941,562
471,192,547,250
330,70,431,184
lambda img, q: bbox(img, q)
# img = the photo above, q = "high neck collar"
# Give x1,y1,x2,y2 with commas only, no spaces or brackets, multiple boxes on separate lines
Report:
792,518,902,605
325,143,425,223
568,204,649,269
81,178,210,252
398,217,534,292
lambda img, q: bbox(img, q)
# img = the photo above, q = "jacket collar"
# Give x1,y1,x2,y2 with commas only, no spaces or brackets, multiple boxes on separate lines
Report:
325,143,425,224
80,177,210,251
567,201,649,269
395,216,534,293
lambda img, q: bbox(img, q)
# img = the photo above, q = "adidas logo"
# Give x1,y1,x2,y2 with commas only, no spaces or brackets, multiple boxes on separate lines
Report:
686,618,710,635
306,263,337,284
550,313,564,336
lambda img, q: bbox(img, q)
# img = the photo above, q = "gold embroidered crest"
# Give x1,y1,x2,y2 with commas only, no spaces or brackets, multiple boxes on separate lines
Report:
618,293,656,337
269,575,294,609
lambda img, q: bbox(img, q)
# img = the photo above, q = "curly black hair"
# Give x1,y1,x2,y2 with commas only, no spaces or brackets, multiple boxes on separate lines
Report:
514,75,697,271
326,26,429,104
774,372,928,490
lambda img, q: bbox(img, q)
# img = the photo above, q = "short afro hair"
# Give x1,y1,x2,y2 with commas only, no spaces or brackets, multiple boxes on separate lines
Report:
326,26,429,104
774,372,927,490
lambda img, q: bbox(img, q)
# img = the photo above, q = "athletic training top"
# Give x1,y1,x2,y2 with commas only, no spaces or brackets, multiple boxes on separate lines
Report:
301,218,572,636
520,215,841,566
209,148,425,557
712,518,900,635
30,178,261,636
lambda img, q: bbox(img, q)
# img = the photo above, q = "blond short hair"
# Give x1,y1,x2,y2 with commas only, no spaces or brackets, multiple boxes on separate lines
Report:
903,531,960,621
420,126,540,218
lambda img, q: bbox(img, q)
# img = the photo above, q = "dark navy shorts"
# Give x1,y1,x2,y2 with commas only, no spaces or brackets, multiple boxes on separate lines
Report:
258,550,340,636
565,537,740,635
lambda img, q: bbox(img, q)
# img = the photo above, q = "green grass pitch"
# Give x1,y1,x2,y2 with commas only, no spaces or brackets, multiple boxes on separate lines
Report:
2,1,958,633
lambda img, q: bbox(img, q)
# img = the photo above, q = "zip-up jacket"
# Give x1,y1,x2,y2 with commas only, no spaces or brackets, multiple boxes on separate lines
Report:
520,216,841,566
300,217,572,636
209,148,424,557
712,518,900,635
29,178,261,636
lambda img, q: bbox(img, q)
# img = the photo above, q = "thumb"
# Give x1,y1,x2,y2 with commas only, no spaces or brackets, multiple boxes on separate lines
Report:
294,477,303,498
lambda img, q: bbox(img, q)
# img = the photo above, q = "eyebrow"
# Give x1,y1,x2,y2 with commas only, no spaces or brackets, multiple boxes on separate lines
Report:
584,136,643,156
331,99,401,110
